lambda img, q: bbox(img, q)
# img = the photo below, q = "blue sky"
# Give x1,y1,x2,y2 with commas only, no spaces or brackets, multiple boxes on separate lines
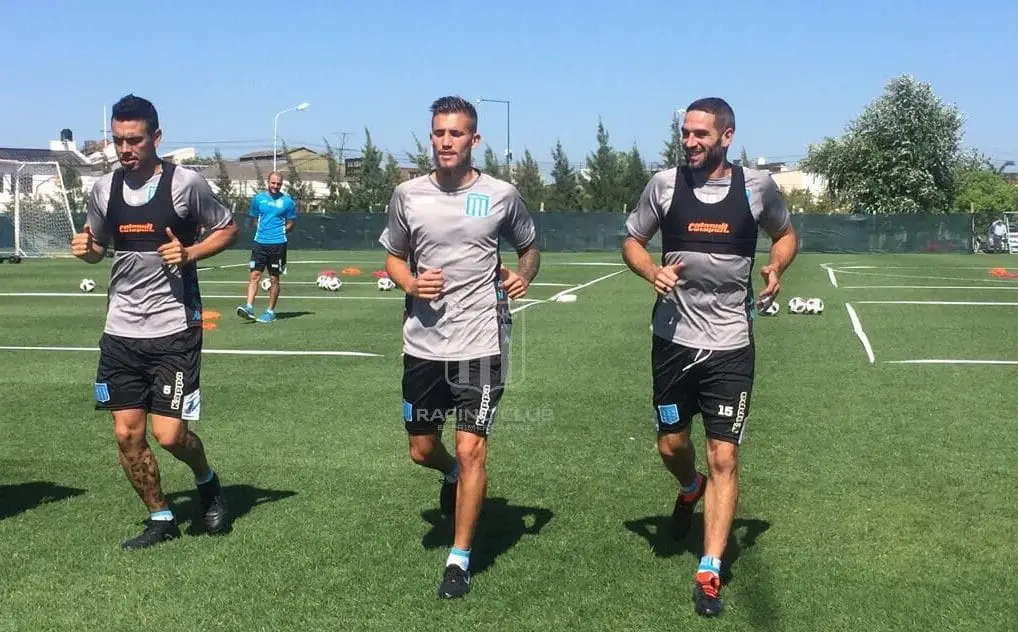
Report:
3,0,1016,172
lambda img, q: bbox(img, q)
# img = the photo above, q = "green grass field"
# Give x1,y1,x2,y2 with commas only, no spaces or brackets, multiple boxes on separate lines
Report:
1,249,1017,632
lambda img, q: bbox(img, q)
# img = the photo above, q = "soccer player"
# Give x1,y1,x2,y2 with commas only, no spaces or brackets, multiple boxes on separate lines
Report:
379,96,540,599
236,171,297,323
621,97,797,617
71,94,237,550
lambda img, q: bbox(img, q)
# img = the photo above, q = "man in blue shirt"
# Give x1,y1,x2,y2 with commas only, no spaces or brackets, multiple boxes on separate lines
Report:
236,171,297,323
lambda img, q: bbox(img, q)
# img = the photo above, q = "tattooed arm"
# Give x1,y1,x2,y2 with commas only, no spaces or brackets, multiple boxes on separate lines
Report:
516,243,541,283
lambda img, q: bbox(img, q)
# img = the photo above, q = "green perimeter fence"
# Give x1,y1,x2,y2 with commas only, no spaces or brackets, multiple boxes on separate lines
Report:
1,212,976,255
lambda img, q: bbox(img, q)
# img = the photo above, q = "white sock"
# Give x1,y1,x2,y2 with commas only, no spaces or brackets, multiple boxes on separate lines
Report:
446,547,470,571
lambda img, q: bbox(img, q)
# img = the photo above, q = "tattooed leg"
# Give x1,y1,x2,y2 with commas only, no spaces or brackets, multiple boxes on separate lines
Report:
112,409,167,511
151,415,211,480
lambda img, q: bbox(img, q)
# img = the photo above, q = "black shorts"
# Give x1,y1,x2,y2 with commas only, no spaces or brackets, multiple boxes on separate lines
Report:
652,335,754,444
94,328,202,420
249,242,287,276
402,353,506,437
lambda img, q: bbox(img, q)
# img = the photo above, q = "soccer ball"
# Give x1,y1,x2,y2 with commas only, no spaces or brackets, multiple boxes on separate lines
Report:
259,277,272,291
805,298,825,315
316,274,328,289
324,276,342,291
79,278,96,293
788,297,807,314
763,300,780,316
377,277,396,291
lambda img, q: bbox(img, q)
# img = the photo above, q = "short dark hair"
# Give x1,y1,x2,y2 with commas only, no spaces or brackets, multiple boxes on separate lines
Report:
686,97,735,134
112,94,159,135
430,96,478,131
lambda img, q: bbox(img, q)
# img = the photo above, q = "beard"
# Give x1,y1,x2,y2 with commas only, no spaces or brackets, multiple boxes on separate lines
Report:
686,143,727,174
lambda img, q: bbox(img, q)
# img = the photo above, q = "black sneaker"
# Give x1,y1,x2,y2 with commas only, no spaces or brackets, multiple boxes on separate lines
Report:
197,473,229,534
672,472,706,540
121,518,181,551
440,478,457,516
693,571,724,617
438,564,471,599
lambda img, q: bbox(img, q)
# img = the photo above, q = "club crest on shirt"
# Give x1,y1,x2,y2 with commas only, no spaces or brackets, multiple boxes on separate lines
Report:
464,193,492,218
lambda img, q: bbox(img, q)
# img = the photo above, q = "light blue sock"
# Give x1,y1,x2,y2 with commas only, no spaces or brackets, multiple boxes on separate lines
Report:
245,303,253,311
195,469,215,485
150,509,174,522
698,555,721,575
447,547,470,571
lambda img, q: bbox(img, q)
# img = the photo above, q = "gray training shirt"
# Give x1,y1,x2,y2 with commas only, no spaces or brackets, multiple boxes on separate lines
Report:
379,171,537,362
86,166,233,339
626,166,791,351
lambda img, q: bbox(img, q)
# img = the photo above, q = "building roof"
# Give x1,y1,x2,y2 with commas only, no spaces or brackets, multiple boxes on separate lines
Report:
0,147,94,169
237,146,318,161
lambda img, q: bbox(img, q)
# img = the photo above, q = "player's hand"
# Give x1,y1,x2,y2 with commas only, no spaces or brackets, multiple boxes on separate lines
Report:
158,227,190,266
757,264,781,308
411,268,445,300
653,262,683,295
500,264,529,299
71,225,95,258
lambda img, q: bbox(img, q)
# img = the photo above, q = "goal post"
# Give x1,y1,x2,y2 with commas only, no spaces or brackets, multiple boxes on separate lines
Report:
0,159,78,258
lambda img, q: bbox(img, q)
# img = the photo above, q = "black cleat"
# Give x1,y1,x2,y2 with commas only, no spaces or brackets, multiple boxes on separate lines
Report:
438,564,471,599
672,472,706,540
197,473,229,534
440,478,457,516
693,572,724,617
121,518,181,551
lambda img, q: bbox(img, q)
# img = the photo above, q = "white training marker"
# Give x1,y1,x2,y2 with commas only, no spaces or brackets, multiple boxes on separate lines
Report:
554,294,578,303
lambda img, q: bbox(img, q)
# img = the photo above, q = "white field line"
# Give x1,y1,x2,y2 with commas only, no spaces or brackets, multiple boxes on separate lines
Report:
0,292,404,301
510,270,626,315
885,359,1018,366
0,346,383,358
842,285,1018,290
197,259,627,272
829,268,1018,285
820,264,838,288
844,303,875,364
198,280,574,288
855,300,1018,306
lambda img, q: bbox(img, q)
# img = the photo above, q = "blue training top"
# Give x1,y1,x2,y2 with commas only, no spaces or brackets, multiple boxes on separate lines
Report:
249,192,297,244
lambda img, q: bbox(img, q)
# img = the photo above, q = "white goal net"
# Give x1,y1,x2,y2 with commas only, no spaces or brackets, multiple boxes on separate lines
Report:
0,159,77,258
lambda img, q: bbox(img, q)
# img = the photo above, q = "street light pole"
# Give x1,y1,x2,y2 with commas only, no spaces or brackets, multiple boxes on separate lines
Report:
477,97,511,173
273,102,310,172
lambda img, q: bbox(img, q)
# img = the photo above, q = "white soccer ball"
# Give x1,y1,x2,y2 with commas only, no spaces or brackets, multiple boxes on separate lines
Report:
324,276,342,291
316,274,328,289
788,297,807,314
259,277,272,291
376,277,396,291
805,298,825,315
763,300,780,316
79,278,96,293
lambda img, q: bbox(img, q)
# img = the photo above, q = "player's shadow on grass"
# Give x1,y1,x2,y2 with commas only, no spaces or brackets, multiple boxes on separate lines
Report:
272,311,314,321
165,484,297,535
420,497,553,575
0,481,86,520
624,514,770,584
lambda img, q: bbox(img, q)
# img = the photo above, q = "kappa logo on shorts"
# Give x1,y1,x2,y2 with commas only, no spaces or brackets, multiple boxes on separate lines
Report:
657,403,680,426
94,382,110,403
464,193,492,218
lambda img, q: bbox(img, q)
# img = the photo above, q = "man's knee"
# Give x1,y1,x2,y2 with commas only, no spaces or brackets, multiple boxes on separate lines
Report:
657,430,692,460
706,438,739,476
408,432,441,466
455,432,487,471
112,411,146,447
249,270,262,282
151,420,187,451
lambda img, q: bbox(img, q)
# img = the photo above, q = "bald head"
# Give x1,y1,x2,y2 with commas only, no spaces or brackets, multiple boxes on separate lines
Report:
267,171,284,195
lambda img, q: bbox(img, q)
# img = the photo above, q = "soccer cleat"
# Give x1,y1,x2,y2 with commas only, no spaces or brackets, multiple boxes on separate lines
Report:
672,471,706,540
256,310,277,323
236,305,255,320
121,518,181,551
438,564,471,599
693,571,724,617
197,473,229,534
440,478,457,516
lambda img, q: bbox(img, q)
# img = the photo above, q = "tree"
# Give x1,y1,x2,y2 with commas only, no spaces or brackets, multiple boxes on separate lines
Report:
252,159,266,193
781,187,839,214
512,149,545,210
620,145,648,212
583,118,623,211
482,145,504,179
739,147,750,167
213,149,237,211
408,132,434,172
383,153,404,206
661,112,686,169
350,128,388,212
58,164,86,212
800,74,963,214
323,138,352,212
952,152,1018,236
280,141,313,212
545,140,581,211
